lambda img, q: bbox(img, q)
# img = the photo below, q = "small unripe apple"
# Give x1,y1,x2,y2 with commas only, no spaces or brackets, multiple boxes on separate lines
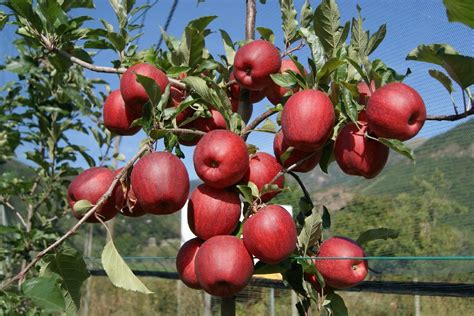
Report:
281,90,335,152
233,40,281,91
193,130,249,188
229,73,265,103
241,152,284,202
120,63,169,112
188,184,241,240
176,238,203,289
243,205,297,264
195,235,254,297
335,122,389,179
273,131,321,173
366,82,426,141
265,59,305,105
131,151,189,215
103,90,142,136
67,167,124,223
357,80,376,106
315,236,368,289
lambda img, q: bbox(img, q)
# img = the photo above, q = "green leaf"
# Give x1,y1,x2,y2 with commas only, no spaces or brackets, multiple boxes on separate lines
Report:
270,73,297,88
443,0,474,28
236,184,253,204
298,207,322,254
280,146,294,165
377,137,415,161
181,26,205,68
279,0,299,44
299,27,325,70
41,248,90,315
135,74,162,106
219,29,235,65
442,54,474,89
255,119,277,134
187,15,217,32
367,24,386,55
406,44,458,66
313,0,347,58
256,27,275,43
254,259,291,274
283,262,306,295
248,181,260,198
429,69,454,94
0,11,8,31
73,199,93,216
326,293,348,316
22,275,65,312
299,0,313,29
356,227,399,246
182,76,213,104
350,16,369,61
318,140,334,174
102,238,153,294
321,206,330,229
317,58,345,81
113,153,126,161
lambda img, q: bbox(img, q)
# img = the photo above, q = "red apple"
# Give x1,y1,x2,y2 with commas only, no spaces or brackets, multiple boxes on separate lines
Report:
243,205,296,264
229,73,265,103
193,130,249,188
315,236,368,289
188,184,241,240
176,238,203,289
67,167,124,223
178,108,227,147
241,152,284,202
103,90,142,136
131,151,189,215
194,235,254,297
233,40,281,91
366,82,426,141
357,80,376,106
120,63,169,112
335,122,389,179
273,131,321,173
281,90,335,152
265,59,305,105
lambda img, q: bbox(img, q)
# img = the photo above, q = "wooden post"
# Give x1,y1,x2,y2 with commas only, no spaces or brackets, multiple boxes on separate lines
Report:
221,296,236,316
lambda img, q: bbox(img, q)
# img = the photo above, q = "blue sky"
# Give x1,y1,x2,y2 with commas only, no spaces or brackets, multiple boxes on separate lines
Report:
1,0,472,180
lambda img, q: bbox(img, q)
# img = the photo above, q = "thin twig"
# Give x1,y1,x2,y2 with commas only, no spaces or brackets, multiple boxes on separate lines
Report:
168,128,206,137
269,151,320,186
0,144,150,290
426,106,474,121
1,199,28,229
53,49,186,90
281,41,305,58
241,108,279,140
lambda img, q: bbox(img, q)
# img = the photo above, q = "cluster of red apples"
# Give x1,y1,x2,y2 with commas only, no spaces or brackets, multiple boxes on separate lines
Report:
67,39,427,297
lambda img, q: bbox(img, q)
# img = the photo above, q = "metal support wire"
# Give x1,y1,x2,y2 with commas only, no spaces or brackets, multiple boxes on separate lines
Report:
88,270,474,297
